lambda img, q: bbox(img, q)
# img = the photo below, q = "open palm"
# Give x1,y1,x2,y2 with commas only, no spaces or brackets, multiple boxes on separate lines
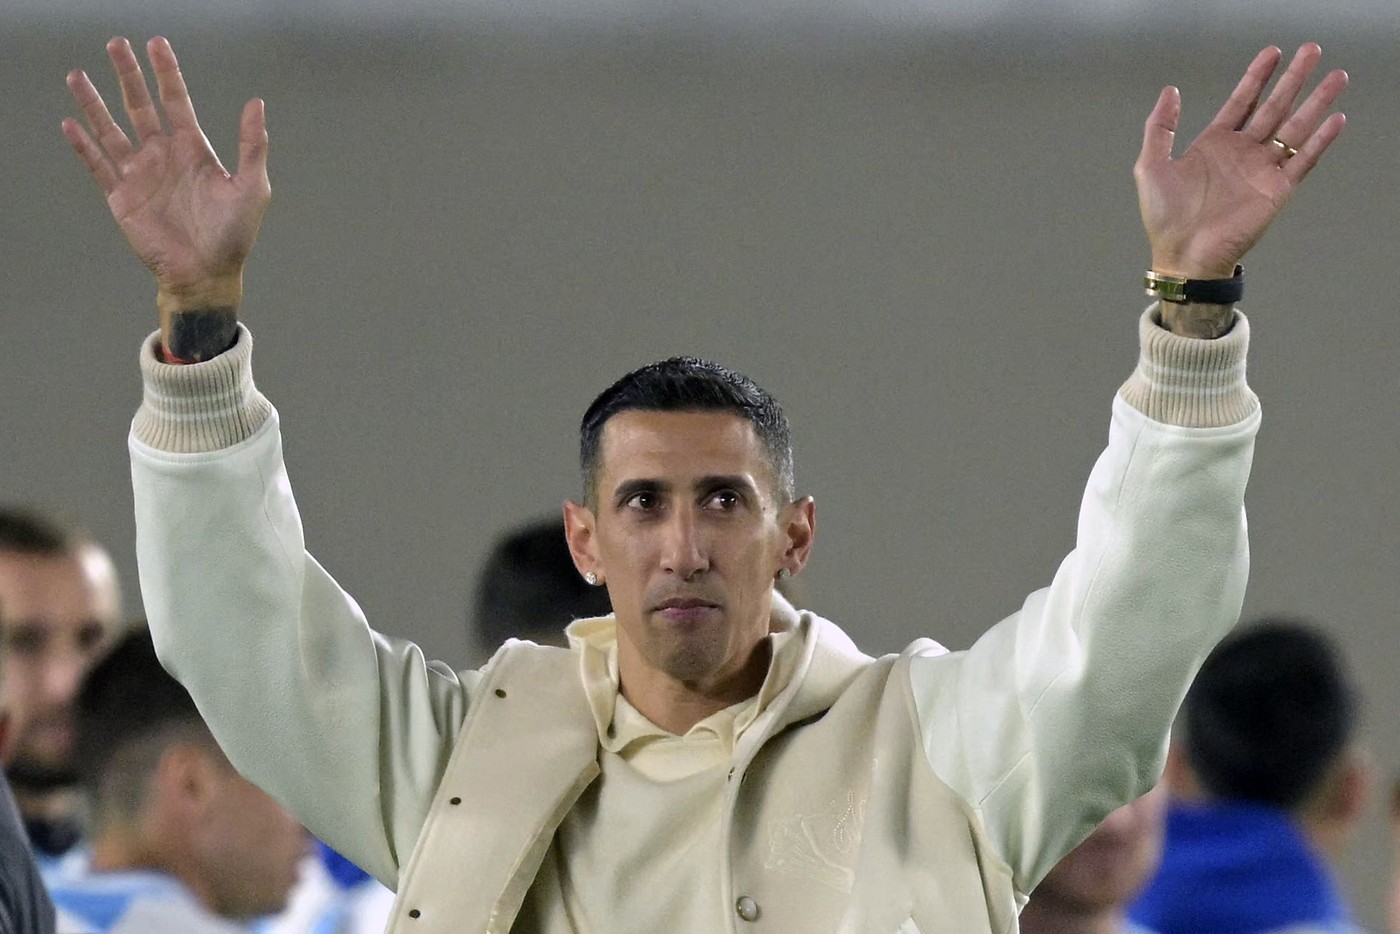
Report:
63,37,269,304
1134,44,1347,280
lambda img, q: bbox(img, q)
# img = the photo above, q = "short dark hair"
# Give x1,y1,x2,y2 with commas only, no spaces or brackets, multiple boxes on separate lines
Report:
474,518,612,651
1184,618,1357,810
579,357,794,507
0,506,90,556
76,626,218,824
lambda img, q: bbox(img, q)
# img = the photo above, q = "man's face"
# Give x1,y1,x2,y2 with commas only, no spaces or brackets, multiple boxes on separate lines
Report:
195,759,308,918
1035,784,1167,913
567,410,810,691
0,546,120,782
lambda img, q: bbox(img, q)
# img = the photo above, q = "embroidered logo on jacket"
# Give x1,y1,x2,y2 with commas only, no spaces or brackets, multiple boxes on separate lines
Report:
764,783,869,893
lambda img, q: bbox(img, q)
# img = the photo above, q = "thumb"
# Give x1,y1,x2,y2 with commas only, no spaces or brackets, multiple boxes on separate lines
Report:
1136,86,1179,174
237,97,269,183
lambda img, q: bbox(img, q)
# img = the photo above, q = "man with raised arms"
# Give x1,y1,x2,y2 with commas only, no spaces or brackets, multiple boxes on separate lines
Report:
62,37,1346,933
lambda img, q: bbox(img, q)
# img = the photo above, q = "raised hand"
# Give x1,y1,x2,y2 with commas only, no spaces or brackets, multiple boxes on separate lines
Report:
1135,44,1347,281
63,37,270,360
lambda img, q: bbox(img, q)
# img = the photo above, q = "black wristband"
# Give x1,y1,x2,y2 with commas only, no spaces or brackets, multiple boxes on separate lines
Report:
1144,265,1243,304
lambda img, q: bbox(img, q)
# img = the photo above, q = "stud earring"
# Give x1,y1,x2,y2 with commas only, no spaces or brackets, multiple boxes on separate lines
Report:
584,572,599,586
776,568,791,580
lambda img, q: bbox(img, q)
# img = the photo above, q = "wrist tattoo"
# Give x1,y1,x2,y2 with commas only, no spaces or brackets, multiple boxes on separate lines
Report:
1161,302,1234,340
167,307,238,362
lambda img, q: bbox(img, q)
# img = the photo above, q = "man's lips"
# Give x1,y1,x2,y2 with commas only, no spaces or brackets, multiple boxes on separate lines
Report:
652,597,721,622
653,597,720,611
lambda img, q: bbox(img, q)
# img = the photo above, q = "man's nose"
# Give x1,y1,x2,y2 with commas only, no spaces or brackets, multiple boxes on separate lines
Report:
660,509,708,580
41,651,88,704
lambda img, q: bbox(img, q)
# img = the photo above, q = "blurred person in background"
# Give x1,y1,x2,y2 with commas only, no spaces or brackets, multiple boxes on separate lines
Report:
1129,619,1371,934
473,517,615,659
0,592,58,932
47,627,307,933
1387,779,1400,934
1020,786,1167,934
0,507,121,864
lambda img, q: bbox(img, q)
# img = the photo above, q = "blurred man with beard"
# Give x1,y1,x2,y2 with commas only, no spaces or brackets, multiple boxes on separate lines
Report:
0,583,58,932
1387,779,1400,934
0,508,121,863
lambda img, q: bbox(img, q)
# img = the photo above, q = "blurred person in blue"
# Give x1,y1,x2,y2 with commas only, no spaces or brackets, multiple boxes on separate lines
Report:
1020,786,1167,934
0,507,122,865
1129,620,1372,934
47,627,307,933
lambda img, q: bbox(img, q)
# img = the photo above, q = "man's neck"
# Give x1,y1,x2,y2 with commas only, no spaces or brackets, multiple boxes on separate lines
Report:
619,638,772,735
90,826,217,914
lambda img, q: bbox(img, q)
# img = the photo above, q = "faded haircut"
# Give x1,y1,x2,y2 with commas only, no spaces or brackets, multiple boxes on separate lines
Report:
76,626,224,826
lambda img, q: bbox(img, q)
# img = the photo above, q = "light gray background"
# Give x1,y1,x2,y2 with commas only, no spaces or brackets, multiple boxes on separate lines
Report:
3,12,1396,928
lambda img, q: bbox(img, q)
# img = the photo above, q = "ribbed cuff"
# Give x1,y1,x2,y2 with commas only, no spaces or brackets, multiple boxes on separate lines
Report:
132,324,274,453
1117,304,1258,428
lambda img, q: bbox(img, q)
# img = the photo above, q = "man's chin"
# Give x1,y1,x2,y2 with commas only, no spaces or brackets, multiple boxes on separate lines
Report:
5,755,79,792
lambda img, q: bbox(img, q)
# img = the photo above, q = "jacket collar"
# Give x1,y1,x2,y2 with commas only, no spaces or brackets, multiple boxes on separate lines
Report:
565,594,873,750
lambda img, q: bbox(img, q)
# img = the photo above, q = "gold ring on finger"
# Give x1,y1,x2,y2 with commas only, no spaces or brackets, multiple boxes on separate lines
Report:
1272,137,1299,159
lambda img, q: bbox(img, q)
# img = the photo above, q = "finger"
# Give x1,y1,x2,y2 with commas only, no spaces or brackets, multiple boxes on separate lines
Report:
237,98,269,182
107,36,163,142
1274,68,1348,150
1137,86,1180,170
66,68,135,163
61,117,121,194
1282,111,1346,186
1244,43,1322,142
148,36,202,132
1209,46,1283,131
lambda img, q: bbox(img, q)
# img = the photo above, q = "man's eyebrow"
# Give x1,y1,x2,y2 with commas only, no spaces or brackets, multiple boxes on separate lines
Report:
695,475,758,495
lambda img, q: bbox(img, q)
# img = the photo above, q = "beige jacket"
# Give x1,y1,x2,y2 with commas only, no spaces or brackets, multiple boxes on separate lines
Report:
130,309,1258,933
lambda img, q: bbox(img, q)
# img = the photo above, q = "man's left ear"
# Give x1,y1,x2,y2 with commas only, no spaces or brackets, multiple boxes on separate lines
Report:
777,496,816,577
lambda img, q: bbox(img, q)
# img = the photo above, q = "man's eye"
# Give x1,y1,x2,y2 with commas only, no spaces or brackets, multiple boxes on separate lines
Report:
706,490,741,510
77,623,108,653
5,628,45,655
624,491,659,510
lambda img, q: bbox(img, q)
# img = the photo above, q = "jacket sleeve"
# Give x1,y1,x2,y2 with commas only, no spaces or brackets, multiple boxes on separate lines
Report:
129,326,478,889
907,305,1259,895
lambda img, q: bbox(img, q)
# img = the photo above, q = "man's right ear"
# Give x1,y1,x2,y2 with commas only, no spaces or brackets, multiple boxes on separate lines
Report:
562,501,603,586
156,743,220,813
